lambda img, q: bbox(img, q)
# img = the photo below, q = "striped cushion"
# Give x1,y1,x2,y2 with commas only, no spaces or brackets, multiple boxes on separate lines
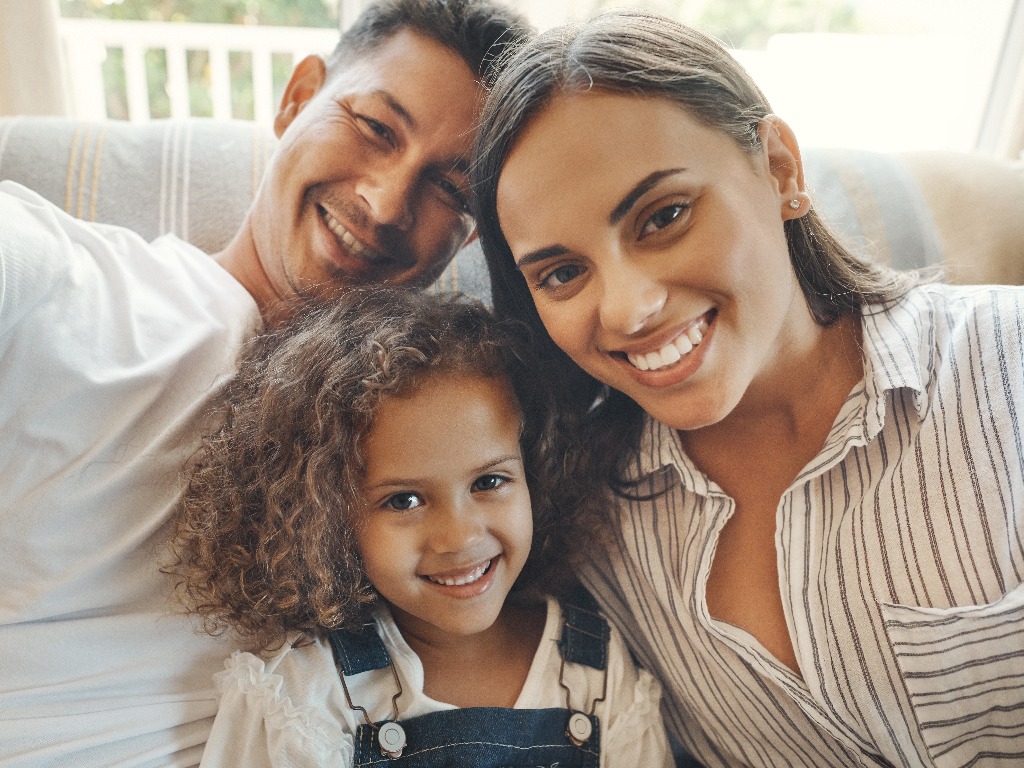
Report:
2,116,1020,304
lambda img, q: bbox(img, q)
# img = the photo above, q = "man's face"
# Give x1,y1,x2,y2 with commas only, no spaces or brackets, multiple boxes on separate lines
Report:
244,30,482,308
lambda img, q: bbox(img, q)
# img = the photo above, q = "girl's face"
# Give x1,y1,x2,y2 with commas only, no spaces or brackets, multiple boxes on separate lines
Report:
496,91,813,431
356,372,534,643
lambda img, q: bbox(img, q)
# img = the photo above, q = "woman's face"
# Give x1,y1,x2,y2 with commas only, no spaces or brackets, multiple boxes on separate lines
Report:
496,91,812,431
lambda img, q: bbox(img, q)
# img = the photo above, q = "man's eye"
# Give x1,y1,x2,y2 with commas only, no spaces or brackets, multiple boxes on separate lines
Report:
359,116,394,144
538,263,583,290
640,203,688,238
384,492,422,511
472,474,507,492
435,176,470,214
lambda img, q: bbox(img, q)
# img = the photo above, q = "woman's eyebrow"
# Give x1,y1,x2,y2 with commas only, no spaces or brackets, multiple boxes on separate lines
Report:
515,245,568,271
514,167,689,270
609,167,687,225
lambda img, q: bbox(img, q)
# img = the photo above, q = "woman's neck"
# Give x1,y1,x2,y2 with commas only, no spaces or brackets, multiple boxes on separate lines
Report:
682,312,864,493
394,599,547,708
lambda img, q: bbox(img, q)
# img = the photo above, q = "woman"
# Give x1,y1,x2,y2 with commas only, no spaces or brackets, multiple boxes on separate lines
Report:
471,9,1024,767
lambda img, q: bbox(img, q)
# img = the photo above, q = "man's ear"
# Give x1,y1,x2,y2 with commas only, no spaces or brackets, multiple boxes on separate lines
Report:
274,55,327,138
759,114,807,218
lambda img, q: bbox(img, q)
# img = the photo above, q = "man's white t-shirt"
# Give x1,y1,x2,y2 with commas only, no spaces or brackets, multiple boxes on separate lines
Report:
0,181,260,767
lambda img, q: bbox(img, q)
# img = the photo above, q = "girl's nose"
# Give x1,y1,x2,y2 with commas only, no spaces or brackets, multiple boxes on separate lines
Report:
597,263,668,335
428,502,485,554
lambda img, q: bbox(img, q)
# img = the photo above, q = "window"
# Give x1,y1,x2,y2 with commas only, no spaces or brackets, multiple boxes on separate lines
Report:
515,0,1020,153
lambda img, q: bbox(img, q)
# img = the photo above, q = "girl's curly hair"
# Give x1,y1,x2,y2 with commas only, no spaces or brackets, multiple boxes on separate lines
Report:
170,287,591,651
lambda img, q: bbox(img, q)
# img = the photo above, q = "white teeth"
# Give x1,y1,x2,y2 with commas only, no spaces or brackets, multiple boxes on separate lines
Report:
625,319,707,372
674,334,693,356
427,561,490,587
321,209,383,262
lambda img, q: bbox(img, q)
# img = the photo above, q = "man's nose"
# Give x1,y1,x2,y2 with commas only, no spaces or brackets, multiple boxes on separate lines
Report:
357,162,415,231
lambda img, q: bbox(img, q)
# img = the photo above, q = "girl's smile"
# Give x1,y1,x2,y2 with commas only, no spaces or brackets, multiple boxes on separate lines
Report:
420,556,500,595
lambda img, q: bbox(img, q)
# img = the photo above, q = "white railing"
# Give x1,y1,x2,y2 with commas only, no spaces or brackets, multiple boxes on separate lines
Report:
58,18,340,124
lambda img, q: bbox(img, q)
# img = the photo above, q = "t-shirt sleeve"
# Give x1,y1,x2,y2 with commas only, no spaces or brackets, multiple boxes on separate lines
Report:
599,625,674,768
0,182,74,336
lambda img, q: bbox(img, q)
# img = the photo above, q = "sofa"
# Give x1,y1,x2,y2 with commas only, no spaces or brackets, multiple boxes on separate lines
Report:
1,115,1022,300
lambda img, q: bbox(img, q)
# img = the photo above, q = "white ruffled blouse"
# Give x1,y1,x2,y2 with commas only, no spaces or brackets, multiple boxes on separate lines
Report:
199,598,673,767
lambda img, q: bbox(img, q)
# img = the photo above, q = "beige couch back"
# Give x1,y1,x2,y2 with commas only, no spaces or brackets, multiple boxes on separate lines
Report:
1,116,1022,302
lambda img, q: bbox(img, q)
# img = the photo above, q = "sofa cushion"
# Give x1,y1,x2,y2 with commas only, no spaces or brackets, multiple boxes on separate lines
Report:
2,116,1021,305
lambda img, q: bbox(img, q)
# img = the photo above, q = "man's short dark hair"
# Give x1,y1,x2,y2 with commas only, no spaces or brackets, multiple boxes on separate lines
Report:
327,0,531,84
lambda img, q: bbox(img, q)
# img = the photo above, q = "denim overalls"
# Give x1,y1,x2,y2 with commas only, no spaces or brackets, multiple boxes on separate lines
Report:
328,588,609,767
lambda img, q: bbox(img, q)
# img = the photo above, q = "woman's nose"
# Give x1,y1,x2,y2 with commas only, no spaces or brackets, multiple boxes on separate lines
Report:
597,262,668,335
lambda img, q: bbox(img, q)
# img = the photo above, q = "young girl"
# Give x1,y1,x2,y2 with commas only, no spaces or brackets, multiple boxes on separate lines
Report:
471,9,1024,768
171,287,672,767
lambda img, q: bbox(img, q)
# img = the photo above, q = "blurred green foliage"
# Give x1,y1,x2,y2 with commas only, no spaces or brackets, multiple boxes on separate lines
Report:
60,0,338,120
585,0,862,49
60,0,337,27
61,0,862,120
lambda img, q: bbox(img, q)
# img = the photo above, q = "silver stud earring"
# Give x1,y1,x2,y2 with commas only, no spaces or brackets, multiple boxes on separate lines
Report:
789,199,801,210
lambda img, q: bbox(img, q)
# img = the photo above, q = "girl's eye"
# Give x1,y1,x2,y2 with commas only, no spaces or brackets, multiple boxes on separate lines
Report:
472,474,507,492
640,203,689,238
383,492,422,511
537,263,583,290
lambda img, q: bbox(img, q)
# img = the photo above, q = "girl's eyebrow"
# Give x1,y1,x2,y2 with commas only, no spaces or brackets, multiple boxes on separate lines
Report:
473,454,523,474
365,454,523,491
514,167,688,271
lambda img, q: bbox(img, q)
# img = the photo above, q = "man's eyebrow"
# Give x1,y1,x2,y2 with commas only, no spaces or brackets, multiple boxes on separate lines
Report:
609,168,687,225
372,90,472,176
375,90,416,130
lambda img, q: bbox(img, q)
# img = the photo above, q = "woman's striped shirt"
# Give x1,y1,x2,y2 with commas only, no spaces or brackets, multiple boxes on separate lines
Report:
582,284,1024,767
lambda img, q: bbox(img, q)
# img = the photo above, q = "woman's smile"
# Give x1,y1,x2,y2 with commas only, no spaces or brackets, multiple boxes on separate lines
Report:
620,310,714,372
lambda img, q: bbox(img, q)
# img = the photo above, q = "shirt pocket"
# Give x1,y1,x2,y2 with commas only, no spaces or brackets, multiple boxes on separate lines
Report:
881,582,1024,768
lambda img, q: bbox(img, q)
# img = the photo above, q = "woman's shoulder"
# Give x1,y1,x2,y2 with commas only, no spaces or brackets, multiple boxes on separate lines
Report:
876,281,1024,318
866,282,1024,356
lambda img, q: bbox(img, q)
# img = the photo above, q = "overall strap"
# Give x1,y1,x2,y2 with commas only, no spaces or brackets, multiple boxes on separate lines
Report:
328,622,392,675
559,584,610,671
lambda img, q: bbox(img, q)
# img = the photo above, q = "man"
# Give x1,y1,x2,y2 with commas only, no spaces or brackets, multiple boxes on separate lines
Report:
0,1,528,765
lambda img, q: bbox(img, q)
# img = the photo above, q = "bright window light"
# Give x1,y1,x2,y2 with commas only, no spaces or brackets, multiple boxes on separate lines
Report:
517,0,1018,152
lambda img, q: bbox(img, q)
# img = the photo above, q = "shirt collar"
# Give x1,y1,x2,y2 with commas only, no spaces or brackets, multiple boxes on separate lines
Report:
859,291,931,426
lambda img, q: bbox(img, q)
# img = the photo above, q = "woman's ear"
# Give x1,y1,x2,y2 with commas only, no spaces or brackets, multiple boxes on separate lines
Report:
759,114,808,218
274,55,327,138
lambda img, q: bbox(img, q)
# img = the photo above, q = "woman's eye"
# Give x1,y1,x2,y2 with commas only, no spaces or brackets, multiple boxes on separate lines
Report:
383,492,422,511
640,203,688,237
472,474,507,492
538,263,583,290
